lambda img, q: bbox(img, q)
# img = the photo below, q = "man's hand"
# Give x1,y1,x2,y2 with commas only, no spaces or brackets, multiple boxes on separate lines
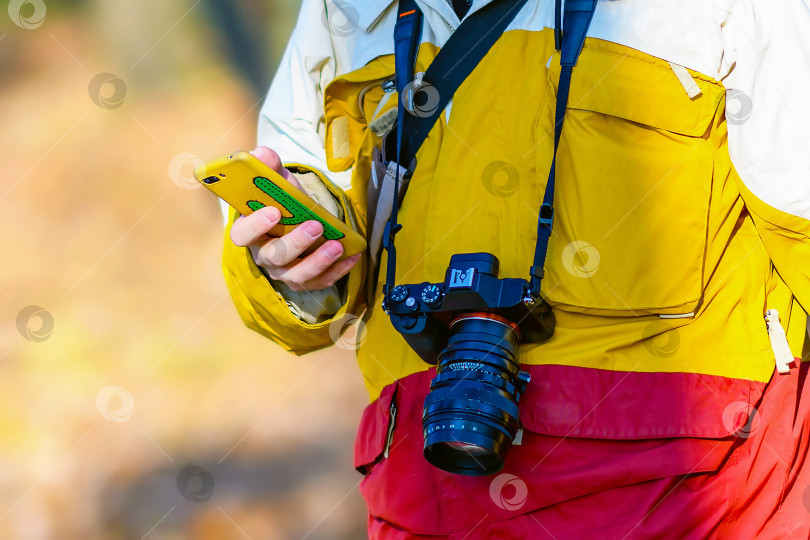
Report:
229,146,361,292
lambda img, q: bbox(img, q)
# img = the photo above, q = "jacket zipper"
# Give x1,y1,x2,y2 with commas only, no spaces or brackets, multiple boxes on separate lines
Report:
383,398,397,458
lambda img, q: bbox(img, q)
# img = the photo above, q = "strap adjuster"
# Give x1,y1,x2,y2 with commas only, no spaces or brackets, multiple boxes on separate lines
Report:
538,203,554,227
383,220,403,250
528,265,545,300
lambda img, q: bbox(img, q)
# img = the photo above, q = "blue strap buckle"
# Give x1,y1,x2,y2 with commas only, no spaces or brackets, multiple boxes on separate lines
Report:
538,203,554,227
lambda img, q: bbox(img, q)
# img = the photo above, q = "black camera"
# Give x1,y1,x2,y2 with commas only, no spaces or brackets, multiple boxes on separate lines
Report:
387,252,555,475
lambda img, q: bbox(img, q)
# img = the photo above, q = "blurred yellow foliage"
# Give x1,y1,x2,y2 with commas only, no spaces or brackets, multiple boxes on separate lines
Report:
0,2,367,538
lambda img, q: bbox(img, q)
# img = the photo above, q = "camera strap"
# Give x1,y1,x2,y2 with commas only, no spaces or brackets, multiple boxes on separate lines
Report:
383,0,597,304
530,0,598,299
383,0,529,301
394,0,530,169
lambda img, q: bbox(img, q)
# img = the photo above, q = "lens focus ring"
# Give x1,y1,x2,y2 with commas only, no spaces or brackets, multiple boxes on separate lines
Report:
422,315,527,476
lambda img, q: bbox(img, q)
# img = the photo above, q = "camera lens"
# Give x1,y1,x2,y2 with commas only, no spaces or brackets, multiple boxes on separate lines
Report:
422,313,528,476
444,441,489,456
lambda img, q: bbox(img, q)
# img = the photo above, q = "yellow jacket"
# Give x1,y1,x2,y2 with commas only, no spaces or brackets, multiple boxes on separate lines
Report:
222,0,810,405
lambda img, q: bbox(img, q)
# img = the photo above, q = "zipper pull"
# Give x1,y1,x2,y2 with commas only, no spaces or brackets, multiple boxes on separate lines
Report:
765,309,794,374
513,424,524,446
370,159,380,189
383,399,397,458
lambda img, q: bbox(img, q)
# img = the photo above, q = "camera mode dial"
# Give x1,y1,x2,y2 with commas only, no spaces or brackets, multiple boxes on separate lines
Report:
421,284,443,308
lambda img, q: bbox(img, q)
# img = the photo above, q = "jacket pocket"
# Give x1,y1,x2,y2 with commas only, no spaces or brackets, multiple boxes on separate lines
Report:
542,44,726,316
323,57,396,175
355,372,447,534
354,380,398,474
354,366,762,536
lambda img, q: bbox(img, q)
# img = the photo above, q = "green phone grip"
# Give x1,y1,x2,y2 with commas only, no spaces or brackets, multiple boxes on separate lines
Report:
247,176,345,240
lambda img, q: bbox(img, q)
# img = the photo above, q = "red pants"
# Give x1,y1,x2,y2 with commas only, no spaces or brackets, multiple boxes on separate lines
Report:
358,362,810,539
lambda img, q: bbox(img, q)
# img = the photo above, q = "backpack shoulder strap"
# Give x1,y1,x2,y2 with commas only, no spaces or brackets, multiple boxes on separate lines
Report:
397,0,530,168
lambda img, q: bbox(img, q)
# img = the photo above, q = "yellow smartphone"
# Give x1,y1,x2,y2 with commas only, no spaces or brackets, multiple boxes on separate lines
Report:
194,151,366,259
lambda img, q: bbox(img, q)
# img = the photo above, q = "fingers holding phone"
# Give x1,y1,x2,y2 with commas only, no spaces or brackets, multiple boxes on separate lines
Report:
233,211,361,291
252,235,361,292
230,206,282,247
221,147,363,291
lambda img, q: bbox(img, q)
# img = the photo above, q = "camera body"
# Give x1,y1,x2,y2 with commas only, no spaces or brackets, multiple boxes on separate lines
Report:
386,252,555,475
387,252,554,363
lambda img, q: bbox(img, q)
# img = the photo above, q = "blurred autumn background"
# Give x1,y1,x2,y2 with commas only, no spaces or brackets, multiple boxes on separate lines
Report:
0,0,368,538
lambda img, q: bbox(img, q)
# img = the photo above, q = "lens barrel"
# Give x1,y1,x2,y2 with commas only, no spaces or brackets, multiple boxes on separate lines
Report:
422,313,529,476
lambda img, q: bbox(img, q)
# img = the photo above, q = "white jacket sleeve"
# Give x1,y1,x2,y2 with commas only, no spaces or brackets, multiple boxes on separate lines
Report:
723,0,810,218
723,0,810,310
